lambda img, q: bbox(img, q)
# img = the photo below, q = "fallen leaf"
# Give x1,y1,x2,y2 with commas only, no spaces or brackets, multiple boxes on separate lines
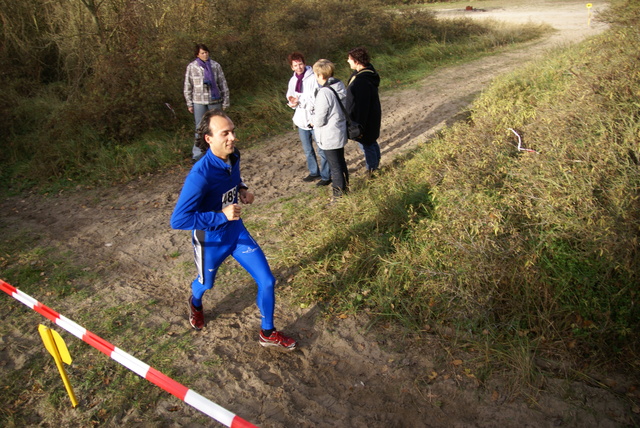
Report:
452,359,463,366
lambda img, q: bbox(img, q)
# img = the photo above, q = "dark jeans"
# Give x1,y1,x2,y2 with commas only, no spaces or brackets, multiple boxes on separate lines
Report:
358,141,381,171
324,148,349,197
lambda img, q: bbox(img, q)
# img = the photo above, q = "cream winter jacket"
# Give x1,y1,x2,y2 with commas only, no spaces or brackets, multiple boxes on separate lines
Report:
286,66,319,131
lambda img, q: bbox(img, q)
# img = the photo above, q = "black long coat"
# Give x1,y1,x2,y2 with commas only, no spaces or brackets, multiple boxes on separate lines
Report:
345,64,382,145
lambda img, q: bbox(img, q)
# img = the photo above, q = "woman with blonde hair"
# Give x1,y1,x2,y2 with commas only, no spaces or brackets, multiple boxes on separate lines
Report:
312,59,349,199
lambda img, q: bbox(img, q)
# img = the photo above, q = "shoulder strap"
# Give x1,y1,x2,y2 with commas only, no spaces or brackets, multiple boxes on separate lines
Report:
326,86,347,116
326,86,353,127
348,68,375,86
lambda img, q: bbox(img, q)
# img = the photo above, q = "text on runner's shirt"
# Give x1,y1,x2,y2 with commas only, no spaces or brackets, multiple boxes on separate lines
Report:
221,186,237,208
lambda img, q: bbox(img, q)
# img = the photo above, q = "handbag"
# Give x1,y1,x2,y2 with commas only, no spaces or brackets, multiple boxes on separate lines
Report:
327,86,362,139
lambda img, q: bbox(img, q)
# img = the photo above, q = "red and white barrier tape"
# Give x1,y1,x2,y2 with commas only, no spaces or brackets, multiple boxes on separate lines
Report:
0,279,257,428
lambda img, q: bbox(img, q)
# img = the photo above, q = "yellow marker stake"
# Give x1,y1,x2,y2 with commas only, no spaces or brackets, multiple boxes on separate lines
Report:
38,324,78,407
586,3,593,27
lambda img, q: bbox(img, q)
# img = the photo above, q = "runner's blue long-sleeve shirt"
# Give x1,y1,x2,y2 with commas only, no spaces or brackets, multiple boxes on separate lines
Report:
171,148,246,231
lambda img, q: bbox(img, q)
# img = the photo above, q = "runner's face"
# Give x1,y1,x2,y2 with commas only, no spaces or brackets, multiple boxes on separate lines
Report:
205,116,236,160
291,60,305,75
197,49,209,61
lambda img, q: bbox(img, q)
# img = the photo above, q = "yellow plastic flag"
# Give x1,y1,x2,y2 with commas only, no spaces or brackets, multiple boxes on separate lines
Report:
38,324,78,407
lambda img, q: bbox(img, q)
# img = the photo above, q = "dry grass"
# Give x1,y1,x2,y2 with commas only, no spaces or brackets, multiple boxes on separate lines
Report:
279,0,640,378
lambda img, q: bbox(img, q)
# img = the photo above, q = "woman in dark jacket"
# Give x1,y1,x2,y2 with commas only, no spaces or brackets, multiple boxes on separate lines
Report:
346,46,382,175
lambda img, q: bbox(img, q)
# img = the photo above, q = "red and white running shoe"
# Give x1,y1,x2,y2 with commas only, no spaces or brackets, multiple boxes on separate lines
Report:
259,330,298,350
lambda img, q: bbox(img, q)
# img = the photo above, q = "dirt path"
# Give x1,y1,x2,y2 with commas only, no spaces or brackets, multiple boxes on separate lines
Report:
4,2,635,427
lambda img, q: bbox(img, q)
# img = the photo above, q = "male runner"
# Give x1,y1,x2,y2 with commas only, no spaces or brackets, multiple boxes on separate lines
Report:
171,109,297,350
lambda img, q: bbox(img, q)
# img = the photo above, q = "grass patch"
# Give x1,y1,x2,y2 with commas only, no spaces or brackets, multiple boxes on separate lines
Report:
277,0,640,380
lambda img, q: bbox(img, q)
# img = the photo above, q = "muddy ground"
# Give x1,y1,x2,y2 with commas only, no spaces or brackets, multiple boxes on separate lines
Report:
3,2,638,427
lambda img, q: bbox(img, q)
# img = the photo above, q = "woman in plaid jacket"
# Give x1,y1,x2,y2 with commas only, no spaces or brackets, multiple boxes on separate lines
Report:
184,43,230,162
